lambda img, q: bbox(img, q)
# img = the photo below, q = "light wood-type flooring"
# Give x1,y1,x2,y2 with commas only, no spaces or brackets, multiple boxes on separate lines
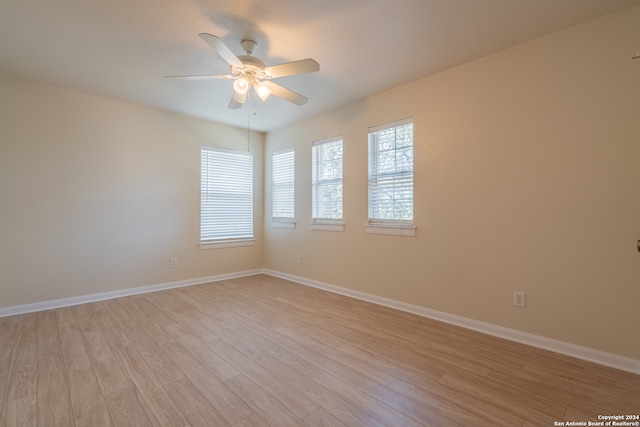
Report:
1,274,638,426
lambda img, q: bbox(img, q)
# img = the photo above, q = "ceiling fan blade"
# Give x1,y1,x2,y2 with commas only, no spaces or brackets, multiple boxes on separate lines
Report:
264,58,319,78
264,81,308,106
228,91,247,109
199,33,244,68
164,74,234,80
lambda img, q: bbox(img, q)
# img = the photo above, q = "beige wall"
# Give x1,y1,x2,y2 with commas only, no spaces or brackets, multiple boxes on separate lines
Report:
264,5,640,360
0,77,264,308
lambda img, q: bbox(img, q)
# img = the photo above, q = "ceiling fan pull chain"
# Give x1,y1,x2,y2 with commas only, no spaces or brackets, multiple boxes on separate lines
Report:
253,89,257,115
246,91,251,152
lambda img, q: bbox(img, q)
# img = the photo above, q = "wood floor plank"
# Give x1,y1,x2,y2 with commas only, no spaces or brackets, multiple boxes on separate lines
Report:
102,298,139,332
112,345,188,427
437,370,564,421
91,309,131,349
57,308,91,372
116,298,175,345
127,295,177,329
201,310,334,385
523,360,640,409
164,378,231,427
6,329,37,401
304,408,347,427
205,337,319,419
81,329,130,395
322,376,425,427
224,374,306,427
0,316,17,366
133,341,185,386
108,301,184,387
36,311,60,357
389,377,523,427
228,318,378,391
144,294,218,342
488,367,616,416
0,376,7,419
0,318,17,417
302,353,453,427
437,373,558,425
13,314,37,338
36,350,72,427
233,413,270,427
0,394,37,427
58,307,112,426
103,386,152,427
74,313,99,334
214,339,386,427
161,341,253,425
65,365,112,427
173,334,240,381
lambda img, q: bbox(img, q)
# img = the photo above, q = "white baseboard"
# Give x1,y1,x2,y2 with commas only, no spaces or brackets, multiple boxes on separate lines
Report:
263,269,640,375
0,269,263,318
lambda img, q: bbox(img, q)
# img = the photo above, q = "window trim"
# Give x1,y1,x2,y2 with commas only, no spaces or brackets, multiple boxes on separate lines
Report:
310,222,345,232
272,147,296,227
365,223,416,236
272,220,296,229
367,117,415,236
199,239,255,250
311,135,344,230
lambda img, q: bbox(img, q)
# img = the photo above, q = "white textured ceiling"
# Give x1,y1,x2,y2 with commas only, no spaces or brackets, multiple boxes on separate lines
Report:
1,0,638,132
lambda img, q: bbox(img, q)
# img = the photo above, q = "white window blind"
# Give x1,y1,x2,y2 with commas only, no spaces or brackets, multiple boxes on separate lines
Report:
312,137,343,222
368,118,414,225
272,148,295,221
200,146,253,242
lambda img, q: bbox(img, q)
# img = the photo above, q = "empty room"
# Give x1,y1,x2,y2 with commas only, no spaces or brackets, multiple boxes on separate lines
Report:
1,0,639,426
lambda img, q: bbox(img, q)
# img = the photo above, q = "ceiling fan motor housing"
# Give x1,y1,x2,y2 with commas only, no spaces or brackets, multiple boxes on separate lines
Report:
233,55,267,80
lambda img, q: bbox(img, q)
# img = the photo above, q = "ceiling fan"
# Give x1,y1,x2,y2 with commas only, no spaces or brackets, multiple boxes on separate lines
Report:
165,33,320,109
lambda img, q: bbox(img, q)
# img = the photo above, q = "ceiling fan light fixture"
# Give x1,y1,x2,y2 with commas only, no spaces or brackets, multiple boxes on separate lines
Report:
255,82,271,101
233,77,249,94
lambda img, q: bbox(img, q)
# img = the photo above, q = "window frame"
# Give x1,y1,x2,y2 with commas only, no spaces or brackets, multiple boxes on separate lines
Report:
311,136,344,232
367,118,416,237
199,146,255,250
272,148,296,228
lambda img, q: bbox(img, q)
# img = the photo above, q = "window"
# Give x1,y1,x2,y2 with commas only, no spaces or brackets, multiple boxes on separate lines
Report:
200,146,253,248
367,118,415,236
272,148,295,227
312,137,343,230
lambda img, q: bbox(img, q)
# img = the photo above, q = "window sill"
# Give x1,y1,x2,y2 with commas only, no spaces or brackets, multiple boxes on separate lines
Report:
199,239,255,250
272,221,296,229
365,224,416,237
310,222,345,232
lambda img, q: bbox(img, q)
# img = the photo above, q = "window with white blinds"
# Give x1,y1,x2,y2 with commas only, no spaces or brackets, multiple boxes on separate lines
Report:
312,137,343,223
368,118,414,226
200,146,253,243
272,148,295,222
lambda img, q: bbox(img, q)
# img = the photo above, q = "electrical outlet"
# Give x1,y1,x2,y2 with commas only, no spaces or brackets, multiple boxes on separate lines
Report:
297,254,302,264
513,291,525,307
170,258,178,268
